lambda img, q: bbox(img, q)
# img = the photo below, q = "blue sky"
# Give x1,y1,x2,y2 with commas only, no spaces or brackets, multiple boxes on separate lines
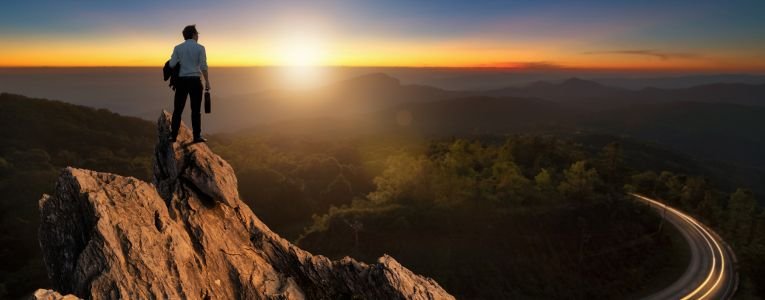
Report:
1,0,764,69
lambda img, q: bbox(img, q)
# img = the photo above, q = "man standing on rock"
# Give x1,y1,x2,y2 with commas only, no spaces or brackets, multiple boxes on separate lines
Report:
168,24,209,143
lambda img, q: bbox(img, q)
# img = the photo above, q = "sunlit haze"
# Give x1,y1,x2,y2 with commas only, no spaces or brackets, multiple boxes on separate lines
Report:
2,1,765,299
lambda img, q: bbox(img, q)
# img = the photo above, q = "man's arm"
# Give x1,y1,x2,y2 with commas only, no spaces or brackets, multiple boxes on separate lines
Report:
200,46,209,90
202,70,209,90
169,46,179,67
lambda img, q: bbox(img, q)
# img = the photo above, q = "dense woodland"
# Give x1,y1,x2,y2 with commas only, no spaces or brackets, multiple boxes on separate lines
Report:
0,93,155,298
0,93,763,299
295,137,679,298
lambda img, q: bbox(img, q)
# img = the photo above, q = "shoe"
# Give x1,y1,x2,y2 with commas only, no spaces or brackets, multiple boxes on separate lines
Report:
193,136,207,143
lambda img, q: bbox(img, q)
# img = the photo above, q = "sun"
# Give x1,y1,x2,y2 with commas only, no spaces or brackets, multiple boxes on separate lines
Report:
273,34,328,89
283,44,320,66
276,35,326,67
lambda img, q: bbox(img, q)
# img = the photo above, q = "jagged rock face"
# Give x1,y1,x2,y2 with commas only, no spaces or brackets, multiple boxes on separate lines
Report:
38,111,453,300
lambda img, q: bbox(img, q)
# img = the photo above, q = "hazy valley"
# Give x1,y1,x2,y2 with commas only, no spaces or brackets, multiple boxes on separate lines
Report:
2,70,764,298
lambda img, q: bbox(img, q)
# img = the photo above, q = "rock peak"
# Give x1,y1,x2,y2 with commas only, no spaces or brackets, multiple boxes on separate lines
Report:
37,112,453,299
153,110,240,207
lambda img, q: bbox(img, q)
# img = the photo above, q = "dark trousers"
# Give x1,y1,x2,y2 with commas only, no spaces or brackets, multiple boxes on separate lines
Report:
171,76,203,138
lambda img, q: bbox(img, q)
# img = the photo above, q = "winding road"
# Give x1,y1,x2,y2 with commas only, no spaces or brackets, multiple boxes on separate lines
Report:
632,194,738,300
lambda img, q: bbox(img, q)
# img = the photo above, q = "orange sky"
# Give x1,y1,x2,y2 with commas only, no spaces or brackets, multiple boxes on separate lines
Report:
3,36,763,72
2,1,765,71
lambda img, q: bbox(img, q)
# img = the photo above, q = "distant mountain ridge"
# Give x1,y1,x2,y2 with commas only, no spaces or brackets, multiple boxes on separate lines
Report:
488,77,765,107
204,73,463,132
593,74,765,89
635,82,765,106
210,74,765,134
6,73,765,188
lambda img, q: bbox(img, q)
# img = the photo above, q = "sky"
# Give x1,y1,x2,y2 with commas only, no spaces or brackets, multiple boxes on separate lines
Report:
1,0,764,71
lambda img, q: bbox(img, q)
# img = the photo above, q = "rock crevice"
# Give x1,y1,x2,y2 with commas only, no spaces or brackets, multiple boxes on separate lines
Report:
37,111,453,300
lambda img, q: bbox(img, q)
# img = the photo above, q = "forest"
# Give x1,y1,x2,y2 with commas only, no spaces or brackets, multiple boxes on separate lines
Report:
213,129,764,298
0,93,762,299
294,137,677,298
0,93,155,298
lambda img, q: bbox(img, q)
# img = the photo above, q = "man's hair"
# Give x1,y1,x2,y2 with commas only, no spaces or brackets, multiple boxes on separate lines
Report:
182,25,198,40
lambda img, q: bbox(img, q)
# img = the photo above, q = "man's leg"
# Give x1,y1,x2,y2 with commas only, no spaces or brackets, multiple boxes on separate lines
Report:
171,79,190,139
189,77,203,138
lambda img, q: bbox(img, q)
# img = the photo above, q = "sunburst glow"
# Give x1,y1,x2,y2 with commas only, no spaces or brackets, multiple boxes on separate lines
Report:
272,34,328,89
275,35,326,67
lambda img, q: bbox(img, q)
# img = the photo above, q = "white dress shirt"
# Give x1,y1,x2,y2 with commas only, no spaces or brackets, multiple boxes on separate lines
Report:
169,39,208,77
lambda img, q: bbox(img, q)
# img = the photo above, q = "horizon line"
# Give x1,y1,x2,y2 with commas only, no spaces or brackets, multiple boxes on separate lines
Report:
2,65,765,74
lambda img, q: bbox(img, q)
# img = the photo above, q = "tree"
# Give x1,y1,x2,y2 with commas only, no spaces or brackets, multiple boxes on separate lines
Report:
558,161,601,203
444,139,481,177
597,142,624,187
367,154,424,205
726,188,757,246
535,168,553,191
489,161,531,204
630,171,658,196
696,191,722,226
680,177,705,210
657,171,683,204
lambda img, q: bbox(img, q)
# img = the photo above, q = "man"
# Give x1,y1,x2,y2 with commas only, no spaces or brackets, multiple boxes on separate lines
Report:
168,24,210,143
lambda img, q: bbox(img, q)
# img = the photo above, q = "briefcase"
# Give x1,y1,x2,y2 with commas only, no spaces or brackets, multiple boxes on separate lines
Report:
204,91,211,113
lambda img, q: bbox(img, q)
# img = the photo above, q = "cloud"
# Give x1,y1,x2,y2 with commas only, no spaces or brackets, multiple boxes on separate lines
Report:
582,49,701,60
476,61,564,69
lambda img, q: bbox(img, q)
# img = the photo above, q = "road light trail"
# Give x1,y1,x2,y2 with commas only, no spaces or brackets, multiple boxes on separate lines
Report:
631,194,737,300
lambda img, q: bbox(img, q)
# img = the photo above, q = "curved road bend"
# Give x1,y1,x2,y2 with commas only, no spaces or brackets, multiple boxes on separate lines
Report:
632,194,738,300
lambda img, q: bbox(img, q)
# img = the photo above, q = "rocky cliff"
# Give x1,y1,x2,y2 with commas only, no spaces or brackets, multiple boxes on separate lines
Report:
36,111,453,300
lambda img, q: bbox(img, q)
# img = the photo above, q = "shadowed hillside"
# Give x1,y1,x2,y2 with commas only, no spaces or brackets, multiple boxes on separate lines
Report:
3,86,765,298
0,93,155,298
